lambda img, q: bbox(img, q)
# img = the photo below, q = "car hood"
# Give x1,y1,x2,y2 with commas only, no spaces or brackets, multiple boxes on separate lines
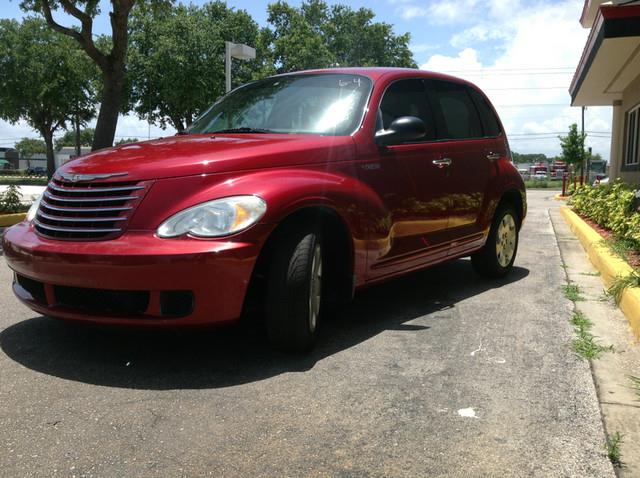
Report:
56,134,356,182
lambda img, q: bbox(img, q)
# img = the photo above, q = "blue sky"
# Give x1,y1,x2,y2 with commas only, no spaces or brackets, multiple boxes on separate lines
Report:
0,0,612,160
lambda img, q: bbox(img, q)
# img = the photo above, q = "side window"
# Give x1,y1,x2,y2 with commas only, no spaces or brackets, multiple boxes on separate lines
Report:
467,87,502,137
379,79,435,141
427,80,483,140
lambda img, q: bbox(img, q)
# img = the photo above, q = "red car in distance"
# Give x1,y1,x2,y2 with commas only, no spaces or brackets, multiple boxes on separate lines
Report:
3,68,526,352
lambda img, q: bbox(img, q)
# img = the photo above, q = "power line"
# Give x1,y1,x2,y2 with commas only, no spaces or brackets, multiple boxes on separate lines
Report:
485,86,569,91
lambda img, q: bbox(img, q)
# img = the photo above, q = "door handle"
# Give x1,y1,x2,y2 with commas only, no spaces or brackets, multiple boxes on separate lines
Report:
432,158,452,168
486,152,501,161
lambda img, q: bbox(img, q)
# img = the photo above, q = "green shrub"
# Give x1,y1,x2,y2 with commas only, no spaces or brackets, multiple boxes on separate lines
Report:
570,180,640,247
0,184,24,213
0,169,28,177
0,177,48,186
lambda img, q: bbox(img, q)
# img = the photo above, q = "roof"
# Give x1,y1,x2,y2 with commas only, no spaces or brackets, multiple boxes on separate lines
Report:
570,4,640,106
273,67,473,86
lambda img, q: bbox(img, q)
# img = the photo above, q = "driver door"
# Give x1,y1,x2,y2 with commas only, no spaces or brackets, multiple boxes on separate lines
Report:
362,78,453,279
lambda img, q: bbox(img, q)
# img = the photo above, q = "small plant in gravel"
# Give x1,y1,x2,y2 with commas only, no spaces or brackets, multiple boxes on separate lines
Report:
570,311,614,360
604,432,623,468
601,237,639,264
607,273,640,305
563,283,584,301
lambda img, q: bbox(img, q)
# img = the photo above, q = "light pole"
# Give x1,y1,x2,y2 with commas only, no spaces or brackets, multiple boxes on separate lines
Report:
225,41,256,93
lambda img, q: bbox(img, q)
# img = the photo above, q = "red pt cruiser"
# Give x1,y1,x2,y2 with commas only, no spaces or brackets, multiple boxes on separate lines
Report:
4,68,526,352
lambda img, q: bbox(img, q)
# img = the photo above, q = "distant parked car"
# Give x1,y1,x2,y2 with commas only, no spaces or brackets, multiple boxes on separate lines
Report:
532,172,548,181
26,167,46,176
593,176,609,187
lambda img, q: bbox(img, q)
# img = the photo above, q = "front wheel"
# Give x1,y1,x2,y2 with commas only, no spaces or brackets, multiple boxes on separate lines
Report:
266,226,323,353
471,205,519,278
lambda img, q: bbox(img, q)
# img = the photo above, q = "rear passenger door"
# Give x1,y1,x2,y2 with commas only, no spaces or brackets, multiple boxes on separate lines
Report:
426,80,499,254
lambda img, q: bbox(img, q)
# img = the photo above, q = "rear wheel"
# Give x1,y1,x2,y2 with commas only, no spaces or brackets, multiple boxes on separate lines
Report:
471,205,519,278
266,226,323,352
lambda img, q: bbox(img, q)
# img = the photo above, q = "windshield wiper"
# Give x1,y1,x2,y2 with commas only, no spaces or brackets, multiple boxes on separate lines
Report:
210,127,275,134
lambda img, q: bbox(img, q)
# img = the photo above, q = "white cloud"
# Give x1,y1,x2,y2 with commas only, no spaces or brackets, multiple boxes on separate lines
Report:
399,5,428,20
450,25,509,49
410,43,442,54
427,1,480,24
421,0,613,159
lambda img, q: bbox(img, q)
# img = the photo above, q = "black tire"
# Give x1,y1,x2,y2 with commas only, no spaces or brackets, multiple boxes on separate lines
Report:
266,226,323,353
471,205,519,278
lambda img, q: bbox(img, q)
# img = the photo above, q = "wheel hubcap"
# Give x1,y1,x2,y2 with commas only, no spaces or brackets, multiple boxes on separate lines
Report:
309,244,322,332
496,213,517,268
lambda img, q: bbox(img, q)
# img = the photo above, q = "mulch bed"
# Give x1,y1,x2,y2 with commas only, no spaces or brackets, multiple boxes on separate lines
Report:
577,212,640,269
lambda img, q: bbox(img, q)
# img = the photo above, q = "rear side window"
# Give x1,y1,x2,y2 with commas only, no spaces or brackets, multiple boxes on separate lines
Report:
467,87,502,137
379,79,435,141
427,80,483,140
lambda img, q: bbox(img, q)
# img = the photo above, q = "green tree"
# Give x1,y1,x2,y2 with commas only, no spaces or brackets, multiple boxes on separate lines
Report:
128,2,260,132
20,0,170,150
15,138,47,158
559,123,586,173
260,0,416,74
55,128,95,151
0,185,24,213
511,152,548,164
0,18,96,177
115,137,139,145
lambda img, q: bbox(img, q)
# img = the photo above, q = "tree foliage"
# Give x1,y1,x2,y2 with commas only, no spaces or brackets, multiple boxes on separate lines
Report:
559,123,586,170
128,1,260,132
0,18,96,177
115,137,139,145
55,128,95,151
0,185,24,213
15,138,47,157
511,152,549,164
259,0,416,74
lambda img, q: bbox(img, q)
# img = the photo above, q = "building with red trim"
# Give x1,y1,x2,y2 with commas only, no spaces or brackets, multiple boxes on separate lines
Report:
570,0,640,182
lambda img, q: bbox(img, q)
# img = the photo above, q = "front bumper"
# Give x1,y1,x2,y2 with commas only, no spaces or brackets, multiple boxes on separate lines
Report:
3,221,273,327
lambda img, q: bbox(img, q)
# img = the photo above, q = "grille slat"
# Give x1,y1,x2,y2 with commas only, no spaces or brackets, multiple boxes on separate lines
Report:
34,177,148,241
44,191,139,203
34,219,122,234
37,211,128,223
48,183,145,194
40,201,133,213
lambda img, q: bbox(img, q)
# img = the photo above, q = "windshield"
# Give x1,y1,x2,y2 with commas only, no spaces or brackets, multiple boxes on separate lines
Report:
188,73,373,136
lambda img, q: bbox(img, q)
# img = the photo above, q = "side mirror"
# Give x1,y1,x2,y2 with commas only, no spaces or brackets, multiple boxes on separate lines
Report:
375,116,426,146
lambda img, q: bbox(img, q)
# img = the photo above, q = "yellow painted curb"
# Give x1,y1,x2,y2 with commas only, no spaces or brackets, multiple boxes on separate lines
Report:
554,193,570,201
560,205,640,340
0,213,26,227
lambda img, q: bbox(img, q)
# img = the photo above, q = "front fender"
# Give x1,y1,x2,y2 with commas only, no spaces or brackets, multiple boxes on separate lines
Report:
130,167,394,283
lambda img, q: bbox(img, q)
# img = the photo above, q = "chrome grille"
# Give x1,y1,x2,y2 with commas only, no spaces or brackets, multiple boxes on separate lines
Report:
35,177,150,240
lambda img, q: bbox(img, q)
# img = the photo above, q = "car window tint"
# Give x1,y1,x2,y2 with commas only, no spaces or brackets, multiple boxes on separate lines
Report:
427,80,483,140
379,79,434,140
467,87,502,137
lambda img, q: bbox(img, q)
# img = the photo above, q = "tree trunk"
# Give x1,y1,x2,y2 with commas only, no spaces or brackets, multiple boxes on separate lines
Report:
42,129,56,180
92,72,124,151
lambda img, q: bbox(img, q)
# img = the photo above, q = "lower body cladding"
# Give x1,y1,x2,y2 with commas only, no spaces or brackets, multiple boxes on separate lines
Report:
2,222,272,327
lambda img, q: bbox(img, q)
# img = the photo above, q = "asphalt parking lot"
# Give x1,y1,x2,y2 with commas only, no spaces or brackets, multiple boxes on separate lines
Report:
0,190,615,477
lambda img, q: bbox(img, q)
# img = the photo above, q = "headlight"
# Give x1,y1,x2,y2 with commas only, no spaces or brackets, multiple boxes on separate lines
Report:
157,195,267,238
26,193,43,222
